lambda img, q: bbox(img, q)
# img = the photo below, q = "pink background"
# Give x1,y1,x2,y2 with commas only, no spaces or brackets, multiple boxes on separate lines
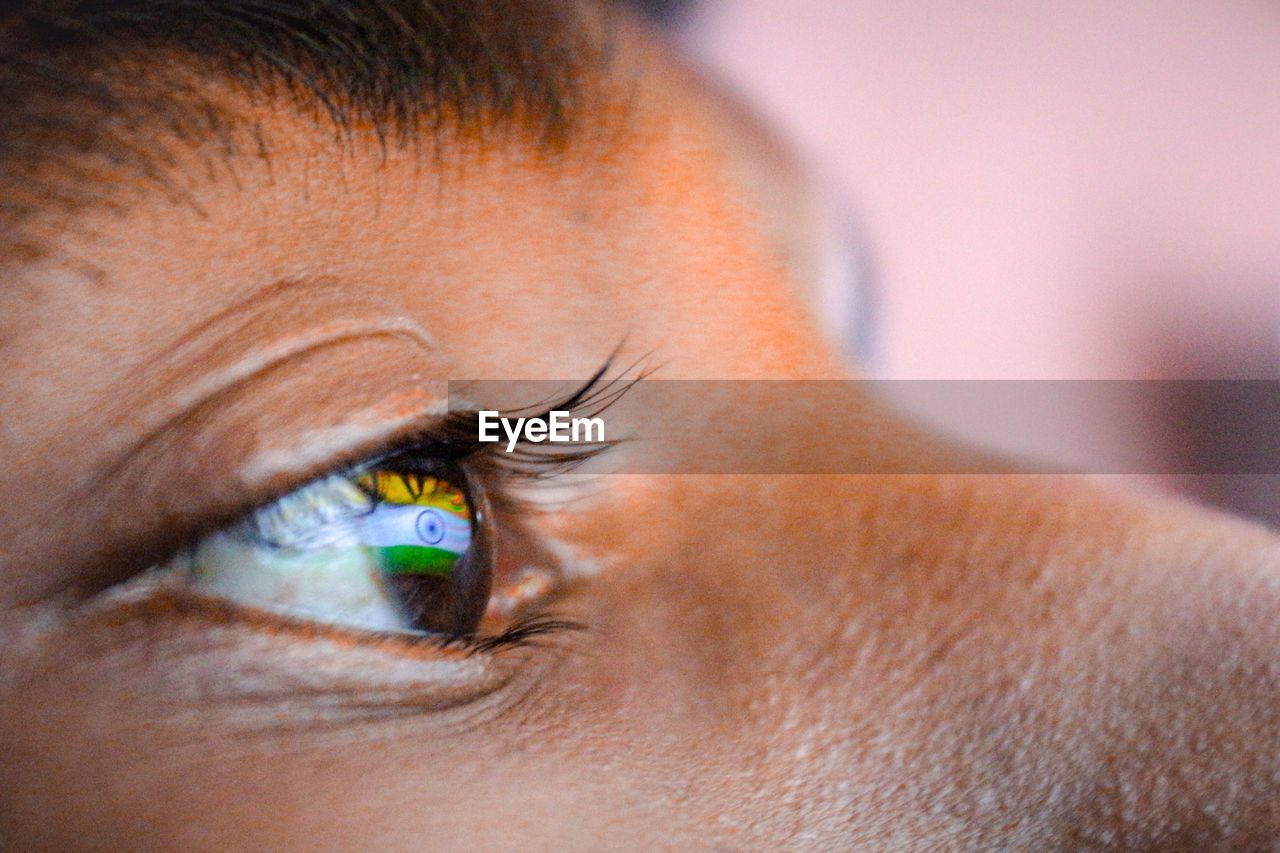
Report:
681,2,1280,520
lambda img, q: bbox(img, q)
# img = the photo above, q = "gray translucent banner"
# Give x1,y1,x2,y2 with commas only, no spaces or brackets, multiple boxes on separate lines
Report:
446,380,1280,474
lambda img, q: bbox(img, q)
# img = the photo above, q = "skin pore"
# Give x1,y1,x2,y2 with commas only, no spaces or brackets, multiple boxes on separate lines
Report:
3,7,1280,849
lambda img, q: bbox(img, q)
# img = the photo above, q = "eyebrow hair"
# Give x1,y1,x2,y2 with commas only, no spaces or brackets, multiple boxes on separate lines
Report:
0,0,612,263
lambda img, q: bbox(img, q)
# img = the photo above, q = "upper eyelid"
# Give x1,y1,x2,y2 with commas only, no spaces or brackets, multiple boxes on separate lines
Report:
95,390,607,593
18,387,457,603
108,330,447,489
61,362,628,603
125,277,438,387
236,399,456,498
242,351,640,517
146,409,470,566
239,361,635,513
176,365,634,547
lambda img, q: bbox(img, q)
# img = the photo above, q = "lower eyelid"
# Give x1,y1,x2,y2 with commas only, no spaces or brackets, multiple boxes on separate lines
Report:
7,580,559,737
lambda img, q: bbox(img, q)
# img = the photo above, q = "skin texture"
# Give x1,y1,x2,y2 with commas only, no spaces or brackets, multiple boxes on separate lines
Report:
2,15,1280,851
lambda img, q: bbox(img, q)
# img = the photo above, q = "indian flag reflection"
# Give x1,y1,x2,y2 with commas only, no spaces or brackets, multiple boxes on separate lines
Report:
177,472,474,633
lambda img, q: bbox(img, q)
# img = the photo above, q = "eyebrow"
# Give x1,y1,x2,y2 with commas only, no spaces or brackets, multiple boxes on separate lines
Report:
0,0,610,263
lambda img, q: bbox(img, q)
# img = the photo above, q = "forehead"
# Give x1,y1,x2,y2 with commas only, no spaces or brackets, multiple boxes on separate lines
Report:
4,16,831,373
0,19,839,591
10,62,774,354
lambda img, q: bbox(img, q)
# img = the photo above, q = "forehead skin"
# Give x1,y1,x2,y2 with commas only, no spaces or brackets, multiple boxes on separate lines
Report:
3,14,1280,851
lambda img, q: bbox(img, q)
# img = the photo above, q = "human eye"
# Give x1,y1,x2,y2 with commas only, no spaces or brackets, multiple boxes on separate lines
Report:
158,465,493,638
94,371,624,655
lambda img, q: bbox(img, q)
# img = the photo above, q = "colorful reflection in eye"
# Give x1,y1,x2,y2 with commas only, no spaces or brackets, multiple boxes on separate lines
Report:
354,471,473,579
163,469,489,635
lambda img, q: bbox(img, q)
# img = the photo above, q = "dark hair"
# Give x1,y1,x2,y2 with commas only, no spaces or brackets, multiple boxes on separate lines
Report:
0,0,614,261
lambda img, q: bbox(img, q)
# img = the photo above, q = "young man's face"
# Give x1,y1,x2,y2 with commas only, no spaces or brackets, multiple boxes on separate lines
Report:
3,10,1279,849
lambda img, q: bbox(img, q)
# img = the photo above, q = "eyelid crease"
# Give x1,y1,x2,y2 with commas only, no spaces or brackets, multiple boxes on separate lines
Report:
110,275,443,466
131,276,436,377
110,320,443,477
167,316,436,413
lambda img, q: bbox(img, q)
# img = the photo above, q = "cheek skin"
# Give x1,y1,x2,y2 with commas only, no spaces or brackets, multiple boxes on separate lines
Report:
0,481,787,848
0,625,675,848
508,466,1280,845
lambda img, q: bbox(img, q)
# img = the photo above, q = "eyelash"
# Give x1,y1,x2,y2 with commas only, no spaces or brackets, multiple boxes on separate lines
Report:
368,358,630,484
154,360,635,656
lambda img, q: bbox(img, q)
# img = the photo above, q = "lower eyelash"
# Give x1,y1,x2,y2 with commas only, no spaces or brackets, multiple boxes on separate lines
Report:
437,614,588,655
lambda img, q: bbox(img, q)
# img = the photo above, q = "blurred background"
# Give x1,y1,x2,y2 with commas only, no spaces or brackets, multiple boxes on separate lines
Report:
634,0,1280,524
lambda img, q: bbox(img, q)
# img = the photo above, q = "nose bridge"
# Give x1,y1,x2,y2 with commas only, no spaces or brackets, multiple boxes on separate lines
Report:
720,471,1280,844
675,475,885,714
674,475,1065,826
659,475,957,842
571,470,1090,837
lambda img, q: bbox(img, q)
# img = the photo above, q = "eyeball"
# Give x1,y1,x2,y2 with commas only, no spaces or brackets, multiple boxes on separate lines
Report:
162,468,494,636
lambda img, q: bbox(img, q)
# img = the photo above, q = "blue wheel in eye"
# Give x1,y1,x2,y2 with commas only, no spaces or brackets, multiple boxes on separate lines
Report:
415,509,446,545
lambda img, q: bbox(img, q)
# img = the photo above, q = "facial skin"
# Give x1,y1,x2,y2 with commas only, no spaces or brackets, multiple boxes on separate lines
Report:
2,14,1279,850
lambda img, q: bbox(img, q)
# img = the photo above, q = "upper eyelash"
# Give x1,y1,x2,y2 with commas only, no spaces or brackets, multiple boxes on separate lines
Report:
240,353,643,539
212,353,640,550
384,355,642,474
346,353,648,505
